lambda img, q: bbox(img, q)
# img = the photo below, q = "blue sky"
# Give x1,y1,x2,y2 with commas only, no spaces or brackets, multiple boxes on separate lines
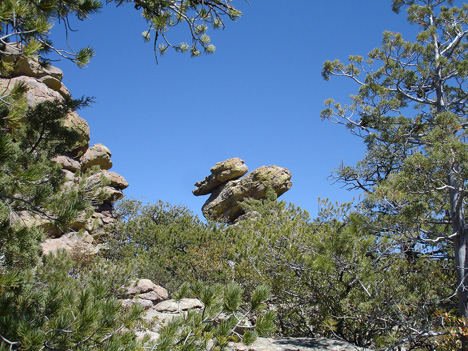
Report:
50,0,417,219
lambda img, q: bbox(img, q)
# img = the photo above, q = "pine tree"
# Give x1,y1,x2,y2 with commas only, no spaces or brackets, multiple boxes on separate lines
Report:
322,0,468,346
226,194,452,348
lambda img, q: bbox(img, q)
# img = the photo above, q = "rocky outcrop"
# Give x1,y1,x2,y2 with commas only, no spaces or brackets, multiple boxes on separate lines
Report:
1,45,128,248
194,158,292,222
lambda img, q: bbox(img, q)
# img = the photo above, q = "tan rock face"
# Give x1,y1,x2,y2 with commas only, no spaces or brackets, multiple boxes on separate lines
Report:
193,158,248,196
194,159,292,223
3,51,128,243
80,143,113,170
41,232,95,256
63,112,90,157
51,155,81,172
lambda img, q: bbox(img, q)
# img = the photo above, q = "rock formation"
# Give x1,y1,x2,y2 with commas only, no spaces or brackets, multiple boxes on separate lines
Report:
1,45,128,251
193,158,292,222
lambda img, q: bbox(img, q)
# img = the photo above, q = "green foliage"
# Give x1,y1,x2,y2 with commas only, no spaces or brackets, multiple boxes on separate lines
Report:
0,93,96,270
225,196,454,349
322,0,468,347
103,199,231,291
0,251,143,350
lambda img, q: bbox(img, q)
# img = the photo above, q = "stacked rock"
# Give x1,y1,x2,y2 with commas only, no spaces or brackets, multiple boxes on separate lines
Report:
193,158,292,223
1,44,128,251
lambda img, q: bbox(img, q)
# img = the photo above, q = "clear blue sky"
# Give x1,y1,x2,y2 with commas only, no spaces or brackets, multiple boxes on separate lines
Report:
50,0,417,219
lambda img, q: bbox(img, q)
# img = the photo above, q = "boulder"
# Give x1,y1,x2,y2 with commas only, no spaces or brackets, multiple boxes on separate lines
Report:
100,170,129,190
121,298,154,310
202,165,292,222
80,143,112,170
63,112,90,157
52,155,81,172
153,298,203,313
125,279,169,301
193,158,248,196
0,76,63,106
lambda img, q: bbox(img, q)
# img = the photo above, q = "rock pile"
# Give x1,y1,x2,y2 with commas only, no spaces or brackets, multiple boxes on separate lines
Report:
193,158,292,222
120,279,203,342
1,44,128,252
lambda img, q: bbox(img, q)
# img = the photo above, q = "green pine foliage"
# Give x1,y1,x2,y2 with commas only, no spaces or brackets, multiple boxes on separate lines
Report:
0,251,143,350
0,94,94,270
322,0,468,347
103,199,231,291
224,194,453,349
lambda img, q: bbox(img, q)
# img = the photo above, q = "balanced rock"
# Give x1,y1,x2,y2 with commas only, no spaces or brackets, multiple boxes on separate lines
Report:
194,158,292,223
193,158,248,196
202,166,292,222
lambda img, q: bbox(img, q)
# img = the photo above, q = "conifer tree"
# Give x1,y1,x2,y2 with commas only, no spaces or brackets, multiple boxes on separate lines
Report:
227,194,452,348
322,0,468,342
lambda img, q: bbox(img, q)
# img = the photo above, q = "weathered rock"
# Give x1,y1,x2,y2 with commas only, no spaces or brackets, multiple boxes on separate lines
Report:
228,337,371,351
202,165,292,222
62,112,90,157
102,186,124,202
121,298,154,310
100,170,129,190
52,155,81,172
0,76,63,106
193,158,248,196
125,279,169,300
3,43,63,80
80,143,112,170
153,298,203,313
41,232,96,256
39,75,62,92
139,291,168,303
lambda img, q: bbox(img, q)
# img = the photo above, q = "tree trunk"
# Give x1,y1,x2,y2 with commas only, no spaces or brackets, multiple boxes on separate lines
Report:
449,178,468,349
